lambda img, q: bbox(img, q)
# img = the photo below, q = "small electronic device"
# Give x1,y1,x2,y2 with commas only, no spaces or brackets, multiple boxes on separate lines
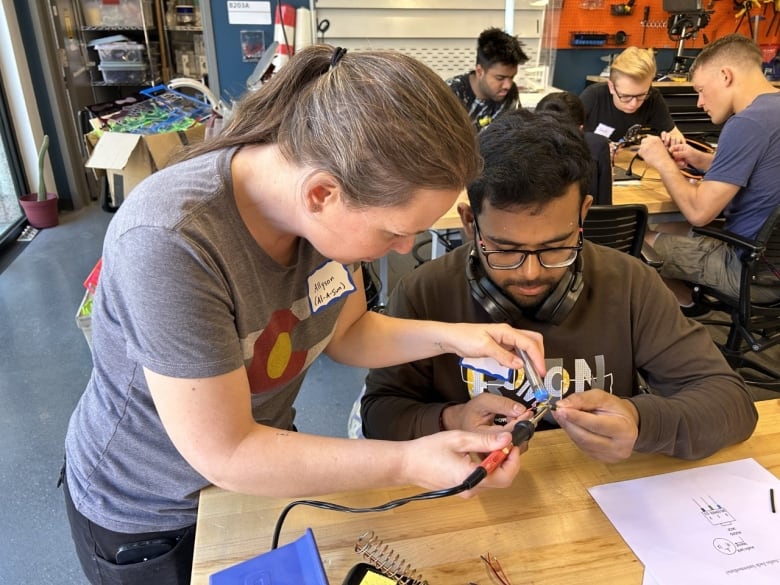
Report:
342,563,398,584
115,538,177,565
517,349,548,404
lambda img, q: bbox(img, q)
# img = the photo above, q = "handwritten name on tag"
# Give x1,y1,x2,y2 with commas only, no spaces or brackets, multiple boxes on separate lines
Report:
308,261,356,314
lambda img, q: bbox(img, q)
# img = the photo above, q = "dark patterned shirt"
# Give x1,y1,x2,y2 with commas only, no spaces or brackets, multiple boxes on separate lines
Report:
446,72,520,132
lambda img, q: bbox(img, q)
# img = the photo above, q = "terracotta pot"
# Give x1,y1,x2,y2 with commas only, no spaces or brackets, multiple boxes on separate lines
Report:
19,192,59,229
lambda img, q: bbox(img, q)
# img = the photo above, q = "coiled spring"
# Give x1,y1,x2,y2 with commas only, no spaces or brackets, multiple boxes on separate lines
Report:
354,531,428,585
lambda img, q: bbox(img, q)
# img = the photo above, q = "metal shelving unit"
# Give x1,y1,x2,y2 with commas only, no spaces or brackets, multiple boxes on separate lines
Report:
159,1,208,82
77,1,162,90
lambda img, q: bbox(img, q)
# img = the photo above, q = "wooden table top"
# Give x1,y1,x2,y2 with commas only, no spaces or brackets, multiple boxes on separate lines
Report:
191,399,780,585
611,148,679,216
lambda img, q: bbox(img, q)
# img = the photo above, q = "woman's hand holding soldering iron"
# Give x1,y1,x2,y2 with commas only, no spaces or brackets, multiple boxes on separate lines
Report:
551,389,639,463
402,429,523,497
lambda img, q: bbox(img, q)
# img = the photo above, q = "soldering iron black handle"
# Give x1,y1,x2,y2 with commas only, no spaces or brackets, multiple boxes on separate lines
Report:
461,419,537,489
511,420,535,446
462,467,488,490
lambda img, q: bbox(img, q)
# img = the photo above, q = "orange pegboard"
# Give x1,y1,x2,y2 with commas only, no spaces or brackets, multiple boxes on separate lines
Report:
553,0,780,50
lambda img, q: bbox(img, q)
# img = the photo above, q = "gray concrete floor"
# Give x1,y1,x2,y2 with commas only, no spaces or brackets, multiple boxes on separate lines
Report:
0,204,111,584
0,203,776,584
0,202,368,585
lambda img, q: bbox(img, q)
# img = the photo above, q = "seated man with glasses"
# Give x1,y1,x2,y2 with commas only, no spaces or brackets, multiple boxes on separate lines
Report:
580,46,684,147
358,110,756,463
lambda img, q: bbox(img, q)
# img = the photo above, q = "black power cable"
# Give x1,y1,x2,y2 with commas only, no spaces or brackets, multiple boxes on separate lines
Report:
271,411,549,549
361,262,382,312
270,480,477,550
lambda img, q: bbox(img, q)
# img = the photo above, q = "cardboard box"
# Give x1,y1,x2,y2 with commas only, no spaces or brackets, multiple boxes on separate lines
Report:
85,124,205,205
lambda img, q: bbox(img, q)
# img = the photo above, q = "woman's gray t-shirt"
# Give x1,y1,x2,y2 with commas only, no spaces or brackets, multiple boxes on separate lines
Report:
65,148,355,533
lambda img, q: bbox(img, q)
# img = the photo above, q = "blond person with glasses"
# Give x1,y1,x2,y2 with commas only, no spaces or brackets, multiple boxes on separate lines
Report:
580,47,684,148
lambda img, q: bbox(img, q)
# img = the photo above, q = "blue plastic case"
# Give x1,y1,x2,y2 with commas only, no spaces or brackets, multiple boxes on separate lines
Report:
209,528,330,585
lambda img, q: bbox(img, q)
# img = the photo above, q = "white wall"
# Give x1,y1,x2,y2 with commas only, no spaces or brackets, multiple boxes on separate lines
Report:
314,0,553,88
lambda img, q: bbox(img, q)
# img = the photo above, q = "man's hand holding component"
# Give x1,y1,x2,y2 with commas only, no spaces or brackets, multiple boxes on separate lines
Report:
441,393,530,434
552,389,639,463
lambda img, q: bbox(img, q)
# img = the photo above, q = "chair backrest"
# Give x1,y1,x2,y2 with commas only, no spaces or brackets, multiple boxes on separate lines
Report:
691,203,780,386
582,204,649,258
753,204,780,287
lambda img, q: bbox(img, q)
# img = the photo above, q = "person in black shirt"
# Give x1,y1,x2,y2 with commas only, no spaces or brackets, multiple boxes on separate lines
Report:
580,47,683,146
357,110,757,463
446,27,528,132
536,91,612,205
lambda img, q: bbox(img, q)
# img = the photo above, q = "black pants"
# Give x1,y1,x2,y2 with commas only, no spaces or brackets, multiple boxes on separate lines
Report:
62,469,196,585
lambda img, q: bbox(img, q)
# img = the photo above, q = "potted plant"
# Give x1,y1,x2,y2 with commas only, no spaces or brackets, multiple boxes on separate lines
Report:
19,134,59,228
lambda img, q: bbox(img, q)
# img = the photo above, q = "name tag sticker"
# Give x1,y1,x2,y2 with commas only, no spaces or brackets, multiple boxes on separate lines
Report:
594,123,615,139
460,356,512,382
307,261,356,314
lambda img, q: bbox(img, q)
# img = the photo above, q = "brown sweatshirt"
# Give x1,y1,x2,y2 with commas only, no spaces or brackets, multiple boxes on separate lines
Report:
362,241,758,460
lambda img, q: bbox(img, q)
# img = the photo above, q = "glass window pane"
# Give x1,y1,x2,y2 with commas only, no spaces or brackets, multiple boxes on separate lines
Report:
0,72,25,243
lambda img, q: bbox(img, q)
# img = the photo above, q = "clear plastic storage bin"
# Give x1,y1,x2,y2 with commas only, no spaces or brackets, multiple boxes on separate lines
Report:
98,62,148,84
96,42,146,63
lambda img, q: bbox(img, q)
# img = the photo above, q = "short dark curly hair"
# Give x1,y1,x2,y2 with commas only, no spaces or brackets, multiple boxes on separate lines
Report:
467,110,592,216
476,27,529,69
535,91,586,126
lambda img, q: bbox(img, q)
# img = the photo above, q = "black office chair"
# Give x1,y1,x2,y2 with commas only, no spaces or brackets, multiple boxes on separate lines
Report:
583,204,647,256
583,204,662,267
691,204,780,388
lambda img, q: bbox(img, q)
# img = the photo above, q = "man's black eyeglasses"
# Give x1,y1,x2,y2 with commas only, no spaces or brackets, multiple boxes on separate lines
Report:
474,217,583,270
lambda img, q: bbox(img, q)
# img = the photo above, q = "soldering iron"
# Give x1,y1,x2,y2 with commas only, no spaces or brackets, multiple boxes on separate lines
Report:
271,348,554,549
517,348,549,404
462,403,551,489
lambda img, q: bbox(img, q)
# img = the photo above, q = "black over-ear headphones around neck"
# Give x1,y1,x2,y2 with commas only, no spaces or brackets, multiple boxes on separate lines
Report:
466,245,584,326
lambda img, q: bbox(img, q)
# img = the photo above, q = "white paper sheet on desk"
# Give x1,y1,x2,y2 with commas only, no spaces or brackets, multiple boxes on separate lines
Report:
589,458,780,585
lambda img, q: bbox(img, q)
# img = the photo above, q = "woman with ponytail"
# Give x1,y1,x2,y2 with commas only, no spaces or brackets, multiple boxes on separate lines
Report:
62,45,544,584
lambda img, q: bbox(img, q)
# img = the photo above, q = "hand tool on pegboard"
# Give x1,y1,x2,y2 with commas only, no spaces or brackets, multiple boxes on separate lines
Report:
641,6,651,45
735,0,762,36
767,0,780,37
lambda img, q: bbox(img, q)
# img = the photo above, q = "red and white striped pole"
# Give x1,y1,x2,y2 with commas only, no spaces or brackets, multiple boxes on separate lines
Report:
272,3,296,71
